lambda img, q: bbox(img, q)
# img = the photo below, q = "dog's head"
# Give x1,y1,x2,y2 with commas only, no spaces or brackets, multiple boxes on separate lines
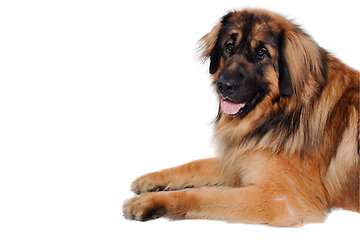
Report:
200,9,324,118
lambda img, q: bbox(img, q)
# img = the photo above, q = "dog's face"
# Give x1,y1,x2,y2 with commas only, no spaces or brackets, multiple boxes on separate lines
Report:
201,11,294,118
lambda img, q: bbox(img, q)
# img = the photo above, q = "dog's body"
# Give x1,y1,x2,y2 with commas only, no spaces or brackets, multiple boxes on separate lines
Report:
123,9,359,226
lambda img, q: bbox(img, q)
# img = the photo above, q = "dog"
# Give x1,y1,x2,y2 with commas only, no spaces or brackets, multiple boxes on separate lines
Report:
123,9,359,227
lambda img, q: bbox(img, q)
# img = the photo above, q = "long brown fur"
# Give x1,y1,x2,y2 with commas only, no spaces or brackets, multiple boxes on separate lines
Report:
123,9,360,227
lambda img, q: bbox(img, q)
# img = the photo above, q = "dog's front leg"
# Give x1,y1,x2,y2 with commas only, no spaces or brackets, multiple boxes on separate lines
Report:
130,158,225,194
123,185,325,227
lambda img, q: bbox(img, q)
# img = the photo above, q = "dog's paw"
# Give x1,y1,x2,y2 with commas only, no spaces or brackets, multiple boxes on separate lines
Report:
131,172,170,194
123,193,167,221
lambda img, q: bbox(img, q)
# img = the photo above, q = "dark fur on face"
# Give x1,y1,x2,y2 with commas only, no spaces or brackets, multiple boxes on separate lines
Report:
202,11,299,118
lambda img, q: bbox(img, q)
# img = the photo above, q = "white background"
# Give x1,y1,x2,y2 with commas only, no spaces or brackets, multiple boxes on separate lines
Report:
0,0,359,239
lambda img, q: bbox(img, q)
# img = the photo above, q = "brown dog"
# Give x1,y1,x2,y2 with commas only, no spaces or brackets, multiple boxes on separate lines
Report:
123,9,359,227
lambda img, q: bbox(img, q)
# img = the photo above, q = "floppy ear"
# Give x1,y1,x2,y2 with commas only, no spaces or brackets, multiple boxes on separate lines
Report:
278,32,294,96
278,27,323,98
209,45,221,74
199,22,222,74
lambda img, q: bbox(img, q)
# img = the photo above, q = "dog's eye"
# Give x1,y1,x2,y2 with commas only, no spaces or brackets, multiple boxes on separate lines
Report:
225,43,234,52
256,48,267,59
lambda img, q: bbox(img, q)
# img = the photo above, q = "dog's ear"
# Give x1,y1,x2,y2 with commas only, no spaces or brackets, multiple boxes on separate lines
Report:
278,27,324,98
278,32,294,96
199,22,222,74
209,45,221,74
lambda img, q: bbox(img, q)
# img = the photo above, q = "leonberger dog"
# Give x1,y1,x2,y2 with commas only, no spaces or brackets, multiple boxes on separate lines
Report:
123,9,359,226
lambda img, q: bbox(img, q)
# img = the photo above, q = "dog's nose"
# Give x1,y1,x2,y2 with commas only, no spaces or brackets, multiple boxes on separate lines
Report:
216,79,238,97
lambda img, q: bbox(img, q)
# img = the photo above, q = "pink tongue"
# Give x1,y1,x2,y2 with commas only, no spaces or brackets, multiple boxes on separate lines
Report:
221,100,246,115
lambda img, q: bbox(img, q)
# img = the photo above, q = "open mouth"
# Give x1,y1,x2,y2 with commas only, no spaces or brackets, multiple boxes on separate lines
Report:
220,92,261,117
